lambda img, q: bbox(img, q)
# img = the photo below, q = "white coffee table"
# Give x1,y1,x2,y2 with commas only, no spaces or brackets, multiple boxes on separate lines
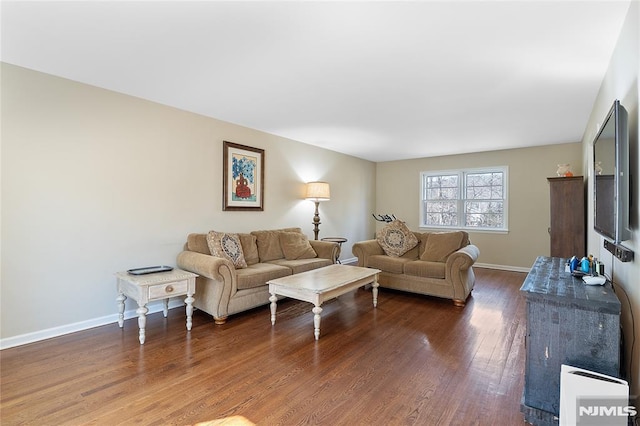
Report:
268,264,381,340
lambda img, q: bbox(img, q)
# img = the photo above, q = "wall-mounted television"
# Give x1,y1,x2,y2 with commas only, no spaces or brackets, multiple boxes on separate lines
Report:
593,99,632,247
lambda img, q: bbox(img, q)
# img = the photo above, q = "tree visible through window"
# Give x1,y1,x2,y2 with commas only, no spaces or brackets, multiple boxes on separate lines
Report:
420,167,508,231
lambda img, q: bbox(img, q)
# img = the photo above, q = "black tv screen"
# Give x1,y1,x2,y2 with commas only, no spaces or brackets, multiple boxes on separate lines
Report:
593,100,630,243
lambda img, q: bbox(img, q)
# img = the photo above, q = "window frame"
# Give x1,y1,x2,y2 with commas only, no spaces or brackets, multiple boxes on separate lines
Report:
419,166,509,233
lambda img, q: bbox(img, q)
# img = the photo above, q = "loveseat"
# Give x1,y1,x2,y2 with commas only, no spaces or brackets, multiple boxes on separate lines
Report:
177,228,338,324
352,222,479,307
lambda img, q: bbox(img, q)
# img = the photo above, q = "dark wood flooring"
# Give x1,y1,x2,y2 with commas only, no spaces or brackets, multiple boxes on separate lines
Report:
1,268,528,425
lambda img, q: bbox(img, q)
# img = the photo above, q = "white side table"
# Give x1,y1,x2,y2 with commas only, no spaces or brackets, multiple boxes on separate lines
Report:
115,268,198,344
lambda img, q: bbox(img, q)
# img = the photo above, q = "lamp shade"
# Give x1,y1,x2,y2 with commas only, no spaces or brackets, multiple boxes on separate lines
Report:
305,181,330,201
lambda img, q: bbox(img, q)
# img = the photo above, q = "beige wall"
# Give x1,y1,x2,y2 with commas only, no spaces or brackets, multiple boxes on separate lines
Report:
0,63,376,344
375,143,583,270
581,1,639,397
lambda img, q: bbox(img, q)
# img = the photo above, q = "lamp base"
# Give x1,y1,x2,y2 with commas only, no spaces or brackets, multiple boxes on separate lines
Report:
312,201,321,240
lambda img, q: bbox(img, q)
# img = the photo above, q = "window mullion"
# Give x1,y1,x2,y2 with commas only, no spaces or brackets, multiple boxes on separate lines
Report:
459,171,465,227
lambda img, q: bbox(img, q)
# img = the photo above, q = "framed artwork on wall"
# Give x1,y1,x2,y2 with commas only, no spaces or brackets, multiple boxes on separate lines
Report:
223,141,264,211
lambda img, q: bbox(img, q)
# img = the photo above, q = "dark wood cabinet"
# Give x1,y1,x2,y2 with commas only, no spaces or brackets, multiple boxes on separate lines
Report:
548,176,585,258
520,256,621,426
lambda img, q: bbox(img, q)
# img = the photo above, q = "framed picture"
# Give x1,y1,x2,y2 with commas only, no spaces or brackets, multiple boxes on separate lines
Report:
223,141,264,211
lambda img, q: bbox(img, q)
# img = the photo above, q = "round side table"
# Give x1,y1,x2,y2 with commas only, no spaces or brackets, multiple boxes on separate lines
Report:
321,237,347,264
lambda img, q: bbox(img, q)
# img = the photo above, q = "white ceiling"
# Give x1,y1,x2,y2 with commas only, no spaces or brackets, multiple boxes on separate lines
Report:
1,1,632,162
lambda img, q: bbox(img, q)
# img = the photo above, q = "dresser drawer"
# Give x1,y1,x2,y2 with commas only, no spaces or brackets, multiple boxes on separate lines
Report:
148,280,188,300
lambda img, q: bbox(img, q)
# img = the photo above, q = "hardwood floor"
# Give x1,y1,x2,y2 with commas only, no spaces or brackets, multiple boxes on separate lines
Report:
1,268,528,425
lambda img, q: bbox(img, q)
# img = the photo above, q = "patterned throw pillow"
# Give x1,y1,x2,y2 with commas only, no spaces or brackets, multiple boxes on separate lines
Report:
206,231,247,268
376,220,419,257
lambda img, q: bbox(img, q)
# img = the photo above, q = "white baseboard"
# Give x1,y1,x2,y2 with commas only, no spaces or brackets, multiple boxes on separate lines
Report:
0,299,186,350
475,262,531,273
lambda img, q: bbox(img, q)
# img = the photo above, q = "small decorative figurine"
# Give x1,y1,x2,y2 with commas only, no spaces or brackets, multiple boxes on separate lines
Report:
556,164,573,177
595,161,603,175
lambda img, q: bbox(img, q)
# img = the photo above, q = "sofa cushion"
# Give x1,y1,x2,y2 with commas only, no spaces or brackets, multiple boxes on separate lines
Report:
206,231,248,269
367,254,413,274
420,231,467,262
187,233,211,255
252,228,302,262
238,233,259,266
268,258,332,274
235,263,291,290
280,232,317,260
376,220,419,257
404,260,446,279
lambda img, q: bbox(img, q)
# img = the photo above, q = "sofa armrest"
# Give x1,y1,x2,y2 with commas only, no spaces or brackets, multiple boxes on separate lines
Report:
309,240,339,263
446,244,480,301
177,250,237,323
446,244,479,271
352,240,384,267
177,250,235,281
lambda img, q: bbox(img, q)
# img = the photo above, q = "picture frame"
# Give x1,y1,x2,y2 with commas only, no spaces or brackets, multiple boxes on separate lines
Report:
223,141,264,211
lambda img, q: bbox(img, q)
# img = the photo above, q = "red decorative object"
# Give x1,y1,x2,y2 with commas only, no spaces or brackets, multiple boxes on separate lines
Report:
235,174,251,198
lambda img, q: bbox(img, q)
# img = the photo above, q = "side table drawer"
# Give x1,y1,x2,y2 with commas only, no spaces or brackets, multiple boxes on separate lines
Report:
148,280,188,300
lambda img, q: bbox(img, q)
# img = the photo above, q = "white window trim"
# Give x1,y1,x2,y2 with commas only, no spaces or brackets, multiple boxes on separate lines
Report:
419,166,509,233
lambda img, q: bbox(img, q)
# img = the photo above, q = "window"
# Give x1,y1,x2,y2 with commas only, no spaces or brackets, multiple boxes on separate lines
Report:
420,167,508,231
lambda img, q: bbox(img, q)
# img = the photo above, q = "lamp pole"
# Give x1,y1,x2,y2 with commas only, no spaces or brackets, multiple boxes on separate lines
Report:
312,200,321,240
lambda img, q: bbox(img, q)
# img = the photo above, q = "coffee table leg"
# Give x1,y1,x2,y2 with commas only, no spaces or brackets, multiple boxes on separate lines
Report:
269,293,278,325
312,305,323,340
372,278,379,307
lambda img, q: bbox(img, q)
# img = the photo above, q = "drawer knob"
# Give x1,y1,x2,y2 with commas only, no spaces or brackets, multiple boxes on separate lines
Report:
166,285,174,293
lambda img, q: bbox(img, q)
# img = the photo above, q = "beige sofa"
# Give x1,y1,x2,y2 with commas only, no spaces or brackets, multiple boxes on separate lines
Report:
177,228,338,324
352,229,479,307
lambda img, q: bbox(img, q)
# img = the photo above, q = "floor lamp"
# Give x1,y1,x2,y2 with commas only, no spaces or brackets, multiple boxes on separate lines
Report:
305,181,330,240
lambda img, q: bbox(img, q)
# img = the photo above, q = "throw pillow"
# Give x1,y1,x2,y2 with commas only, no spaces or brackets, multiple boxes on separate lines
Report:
251,230,284,262
238,233,259,265
420,231,466,262
280,232,317,260
206,231,248,268
251,228,303,262
376,220,419,257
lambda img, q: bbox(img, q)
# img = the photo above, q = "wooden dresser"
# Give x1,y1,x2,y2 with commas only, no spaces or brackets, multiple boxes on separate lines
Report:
520,256,621,425
548,176,585,258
